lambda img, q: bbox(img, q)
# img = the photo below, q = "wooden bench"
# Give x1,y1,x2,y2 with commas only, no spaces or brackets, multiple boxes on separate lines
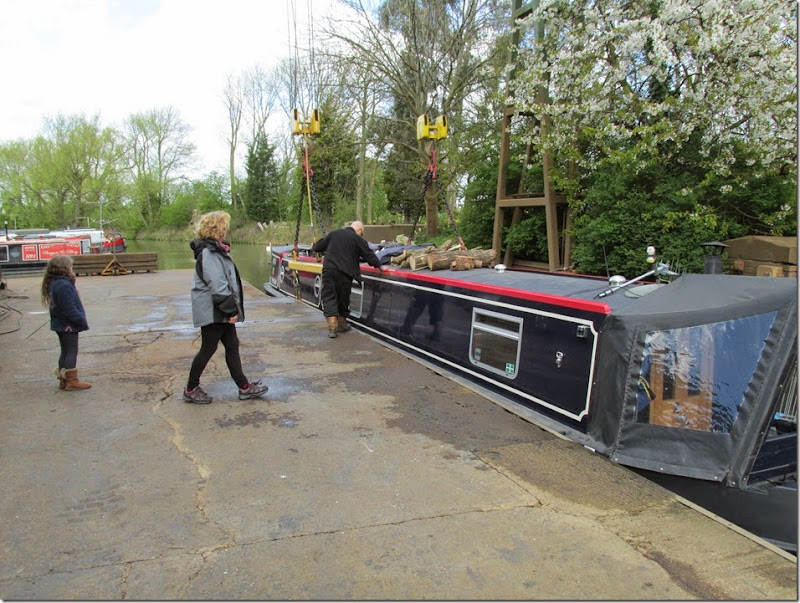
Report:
72,252,158,276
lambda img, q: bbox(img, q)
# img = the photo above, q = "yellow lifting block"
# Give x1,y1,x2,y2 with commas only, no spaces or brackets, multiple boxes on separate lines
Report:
416,114,448,140
287,259,323,274
293,108,321,135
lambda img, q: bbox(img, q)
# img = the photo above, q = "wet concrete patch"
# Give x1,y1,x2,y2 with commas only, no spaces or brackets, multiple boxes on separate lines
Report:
479,440,672,513
214,410,299,430
382,377,550,451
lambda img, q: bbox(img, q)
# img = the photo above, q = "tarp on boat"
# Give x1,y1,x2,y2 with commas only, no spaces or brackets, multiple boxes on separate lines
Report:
587,274,797,485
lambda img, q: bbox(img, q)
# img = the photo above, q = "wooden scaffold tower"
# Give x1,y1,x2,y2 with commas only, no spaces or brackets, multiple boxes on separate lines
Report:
492,0,573,272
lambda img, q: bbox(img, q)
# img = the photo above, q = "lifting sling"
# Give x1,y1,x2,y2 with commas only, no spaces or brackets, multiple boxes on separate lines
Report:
409,114,465,250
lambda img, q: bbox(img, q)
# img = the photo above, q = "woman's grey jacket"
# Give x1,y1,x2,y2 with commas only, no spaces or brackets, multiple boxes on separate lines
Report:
190,238,245,328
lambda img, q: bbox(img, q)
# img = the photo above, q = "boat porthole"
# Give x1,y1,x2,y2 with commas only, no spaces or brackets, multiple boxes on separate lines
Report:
279,263,285,283
314,275,322,306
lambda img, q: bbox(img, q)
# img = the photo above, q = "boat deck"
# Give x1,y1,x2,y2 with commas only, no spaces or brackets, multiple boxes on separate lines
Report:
274,243,659,312
379,263,658,311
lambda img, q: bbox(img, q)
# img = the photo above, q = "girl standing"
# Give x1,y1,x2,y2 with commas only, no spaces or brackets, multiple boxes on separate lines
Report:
41,255,91,390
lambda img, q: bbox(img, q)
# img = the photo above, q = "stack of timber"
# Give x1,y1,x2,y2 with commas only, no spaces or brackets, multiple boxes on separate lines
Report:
724,236,797,278
72,252,158,276
390,240,495,272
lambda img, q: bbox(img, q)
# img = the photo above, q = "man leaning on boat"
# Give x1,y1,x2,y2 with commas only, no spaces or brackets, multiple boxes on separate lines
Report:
311,220,388,338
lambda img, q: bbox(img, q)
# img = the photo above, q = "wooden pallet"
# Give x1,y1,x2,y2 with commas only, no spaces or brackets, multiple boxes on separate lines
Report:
72,252,158,276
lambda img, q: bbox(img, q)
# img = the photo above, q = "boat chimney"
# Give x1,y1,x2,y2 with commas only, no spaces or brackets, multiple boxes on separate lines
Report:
701,241,728,274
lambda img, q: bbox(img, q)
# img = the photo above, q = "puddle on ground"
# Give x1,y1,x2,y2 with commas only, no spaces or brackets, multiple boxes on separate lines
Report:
215,410,299,429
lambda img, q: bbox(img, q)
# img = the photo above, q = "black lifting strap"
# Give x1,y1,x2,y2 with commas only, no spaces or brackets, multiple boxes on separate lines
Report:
409,148,465,249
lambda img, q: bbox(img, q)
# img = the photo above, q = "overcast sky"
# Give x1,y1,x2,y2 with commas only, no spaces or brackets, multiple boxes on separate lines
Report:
0,0,340,176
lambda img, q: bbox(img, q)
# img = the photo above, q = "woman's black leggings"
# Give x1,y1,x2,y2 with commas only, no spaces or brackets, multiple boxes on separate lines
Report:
57,331,80,370
187,323,247,389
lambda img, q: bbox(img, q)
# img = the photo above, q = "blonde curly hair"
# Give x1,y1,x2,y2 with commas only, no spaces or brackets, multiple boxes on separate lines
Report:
195,211,231,241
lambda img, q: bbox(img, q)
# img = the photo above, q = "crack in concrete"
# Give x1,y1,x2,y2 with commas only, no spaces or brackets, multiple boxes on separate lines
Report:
477,455,545,507
119,561,132,599
146,375,240,568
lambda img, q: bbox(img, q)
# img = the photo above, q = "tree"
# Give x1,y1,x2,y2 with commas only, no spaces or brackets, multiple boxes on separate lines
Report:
508,0,797,272
164,172,231,228
223,65,282,213
327,0,508,237
243,132,281,222
123,107,196,230
298,97,359,230
0,140,31,228
23,114,124,229
222,73,244,210
511,0,797,201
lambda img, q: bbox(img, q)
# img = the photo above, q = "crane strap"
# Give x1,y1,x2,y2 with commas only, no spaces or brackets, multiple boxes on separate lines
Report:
409,148,465,249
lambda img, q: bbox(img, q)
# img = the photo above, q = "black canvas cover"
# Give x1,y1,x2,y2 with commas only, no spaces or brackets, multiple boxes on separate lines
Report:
587,274,797,484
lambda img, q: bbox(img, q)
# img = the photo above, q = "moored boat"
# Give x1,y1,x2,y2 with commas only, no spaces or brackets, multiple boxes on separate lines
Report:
264,241,798,552
0,229,127,274
0,234,92,274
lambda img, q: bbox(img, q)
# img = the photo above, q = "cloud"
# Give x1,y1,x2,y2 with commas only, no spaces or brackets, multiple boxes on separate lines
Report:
0,0,334,176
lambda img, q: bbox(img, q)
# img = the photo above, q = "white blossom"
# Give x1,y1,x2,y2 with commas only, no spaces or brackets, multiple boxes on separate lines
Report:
509,0,797,187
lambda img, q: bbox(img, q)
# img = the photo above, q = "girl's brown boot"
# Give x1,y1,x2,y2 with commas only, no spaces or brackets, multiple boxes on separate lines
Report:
64,368,92,390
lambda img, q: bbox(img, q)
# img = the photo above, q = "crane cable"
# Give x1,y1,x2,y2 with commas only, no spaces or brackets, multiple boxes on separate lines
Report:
288,0,324,259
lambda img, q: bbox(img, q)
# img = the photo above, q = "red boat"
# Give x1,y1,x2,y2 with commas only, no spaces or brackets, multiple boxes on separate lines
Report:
0,229,126,273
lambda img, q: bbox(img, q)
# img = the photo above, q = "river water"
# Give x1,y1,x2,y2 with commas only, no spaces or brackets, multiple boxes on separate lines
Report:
126,239,274,293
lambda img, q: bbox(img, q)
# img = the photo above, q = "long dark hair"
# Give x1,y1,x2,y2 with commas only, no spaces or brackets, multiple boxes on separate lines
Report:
41,255,75,307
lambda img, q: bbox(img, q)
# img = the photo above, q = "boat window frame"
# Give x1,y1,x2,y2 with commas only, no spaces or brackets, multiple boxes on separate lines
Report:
468,307,524,380
349,280,364,318
0,245,8,262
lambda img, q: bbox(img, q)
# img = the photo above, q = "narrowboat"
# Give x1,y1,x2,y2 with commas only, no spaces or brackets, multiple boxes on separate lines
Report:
264,242,798,553
0,234,92,274
0,229,127,274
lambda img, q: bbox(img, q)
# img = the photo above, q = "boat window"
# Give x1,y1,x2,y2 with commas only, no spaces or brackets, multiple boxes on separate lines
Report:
0,246,7,262
636,311,778,433
349,280,364,318
469,309,523,379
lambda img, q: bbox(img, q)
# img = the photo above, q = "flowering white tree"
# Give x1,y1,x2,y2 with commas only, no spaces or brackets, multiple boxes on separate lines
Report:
509,0,797,197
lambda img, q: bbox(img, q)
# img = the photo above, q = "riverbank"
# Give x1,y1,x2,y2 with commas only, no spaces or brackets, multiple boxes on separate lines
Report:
133,222,325,247
0,271,795,599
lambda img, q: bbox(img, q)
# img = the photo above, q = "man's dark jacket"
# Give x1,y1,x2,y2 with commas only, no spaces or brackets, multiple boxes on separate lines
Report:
311,226,382,281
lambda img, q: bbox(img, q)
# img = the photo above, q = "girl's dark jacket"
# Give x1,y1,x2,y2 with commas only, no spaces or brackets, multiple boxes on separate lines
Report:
49,275,89,333
190,238,245,328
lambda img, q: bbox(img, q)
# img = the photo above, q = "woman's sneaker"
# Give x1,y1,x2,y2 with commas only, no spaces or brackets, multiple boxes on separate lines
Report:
183,386,213,404
238,379,269,400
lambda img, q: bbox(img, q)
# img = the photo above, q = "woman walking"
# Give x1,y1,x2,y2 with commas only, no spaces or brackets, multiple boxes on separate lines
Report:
183,211,268,404
41,255,91,390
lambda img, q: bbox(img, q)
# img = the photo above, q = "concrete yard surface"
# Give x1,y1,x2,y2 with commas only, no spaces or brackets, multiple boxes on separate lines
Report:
0,270,796,600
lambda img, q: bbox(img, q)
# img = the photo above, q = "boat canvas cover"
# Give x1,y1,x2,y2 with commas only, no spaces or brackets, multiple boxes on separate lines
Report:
588,274,797,485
